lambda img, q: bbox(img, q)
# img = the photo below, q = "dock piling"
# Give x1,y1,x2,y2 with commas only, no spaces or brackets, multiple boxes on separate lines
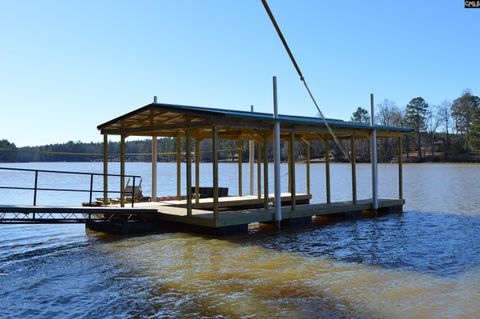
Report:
103,134,108,205
370,93,378,210
273,76,282,223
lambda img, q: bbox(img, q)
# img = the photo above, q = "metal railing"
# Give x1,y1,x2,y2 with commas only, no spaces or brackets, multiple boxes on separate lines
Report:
0,167,142,207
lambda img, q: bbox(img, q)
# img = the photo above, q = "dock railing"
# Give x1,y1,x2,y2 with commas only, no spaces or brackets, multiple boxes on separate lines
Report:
0,167,141,207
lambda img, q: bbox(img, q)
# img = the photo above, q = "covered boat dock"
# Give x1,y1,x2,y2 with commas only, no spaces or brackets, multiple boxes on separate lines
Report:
97,101,410,233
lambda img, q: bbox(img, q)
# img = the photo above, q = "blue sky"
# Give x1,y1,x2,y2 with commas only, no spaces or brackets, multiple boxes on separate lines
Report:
1,1,478,146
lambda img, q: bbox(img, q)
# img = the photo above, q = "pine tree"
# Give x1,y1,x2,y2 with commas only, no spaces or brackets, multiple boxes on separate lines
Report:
350,107,370,124
404,97,429,158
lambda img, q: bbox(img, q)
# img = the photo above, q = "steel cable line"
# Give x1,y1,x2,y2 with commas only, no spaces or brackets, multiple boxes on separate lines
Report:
260,0,351,162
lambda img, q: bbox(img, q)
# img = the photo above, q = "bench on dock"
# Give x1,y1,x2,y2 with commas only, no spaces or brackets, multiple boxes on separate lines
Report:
190,187,228,198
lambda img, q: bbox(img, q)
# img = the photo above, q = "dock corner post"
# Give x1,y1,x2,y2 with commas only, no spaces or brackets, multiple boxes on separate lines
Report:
325,139,331,204
212,125,219,222
263,133,269,209
186,124,192,216
371,93,379,211
176,135,181,200
151,134,157,202
273,75,282,223
351,135,357,204
238,140,243,197
103,134,108,206
120,134,126,207
195,138,200,204
306,141,311,196
398,136,403,200
289,130,296,211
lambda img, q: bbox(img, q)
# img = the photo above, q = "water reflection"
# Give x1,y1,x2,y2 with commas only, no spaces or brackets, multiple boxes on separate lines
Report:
239,211,480,277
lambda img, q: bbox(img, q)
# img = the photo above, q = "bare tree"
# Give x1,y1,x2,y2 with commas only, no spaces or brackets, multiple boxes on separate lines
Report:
376,99,404,161
426,106,442,156
436,100,452,156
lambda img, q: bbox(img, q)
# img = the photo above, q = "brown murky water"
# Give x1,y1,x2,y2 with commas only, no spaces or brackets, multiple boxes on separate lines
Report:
1,163,479,318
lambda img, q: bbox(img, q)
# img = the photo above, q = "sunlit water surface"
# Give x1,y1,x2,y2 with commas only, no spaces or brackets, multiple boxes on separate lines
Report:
0,162,479,318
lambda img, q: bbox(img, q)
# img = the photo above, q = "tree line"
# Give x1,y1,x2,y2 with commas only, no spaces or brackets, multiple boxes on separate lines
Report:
349,89,480,162
1,90,479,163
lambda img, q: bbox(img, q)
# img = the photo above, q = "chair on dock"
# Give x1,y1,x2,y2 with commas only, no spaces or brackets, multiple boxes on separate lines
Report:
93,178,144,206
123,178,144,202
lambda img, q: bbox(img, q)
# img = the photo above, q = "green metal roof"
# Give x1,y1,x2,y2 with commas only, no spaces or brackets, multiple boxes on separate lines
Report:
98,102,412,133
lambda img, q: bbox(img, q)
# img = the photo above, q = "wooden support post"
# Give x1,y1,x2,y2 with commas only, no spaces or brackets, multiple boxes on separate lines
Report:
176,136,181,200
249,139,254,195
151,135,157,202
263,134,269,209
212,125,219,221
289,131,296,211
257,142,262,199
103,134,108,206
398,136,403,200
238,140,242,196
306,142,311,196
287,140,291,193
186,126,192,216
351,136,357,204
325,140,331,204
195,138,200,204
120,135,126,207
249,106,255,196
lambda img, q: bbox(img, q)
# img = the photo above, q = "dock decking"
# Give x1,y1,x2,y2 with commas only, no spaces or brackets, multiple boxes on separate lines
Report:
122,196,404,230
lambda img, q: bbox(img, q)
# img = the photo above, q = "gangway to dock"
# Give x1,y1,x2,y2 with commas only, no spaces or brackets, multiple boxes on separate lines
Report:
0,205,158,224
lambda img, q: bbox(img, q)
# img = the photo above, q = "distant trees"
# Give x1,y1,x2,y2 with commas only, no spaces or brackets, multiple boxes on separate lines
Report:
348,107,369,161
471,108,480,151
375,99,403,161
0,140,17,162
404,97,429,158
451,90,480,153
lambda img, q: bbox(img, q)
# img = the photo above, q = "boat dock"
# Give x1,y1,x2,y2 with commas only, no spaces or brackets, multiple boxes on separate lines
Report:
0,101,411,234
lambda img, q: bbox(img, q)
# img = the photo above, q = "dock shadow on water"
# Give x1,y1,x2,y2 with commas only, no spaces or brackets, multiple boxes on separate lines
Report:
1,210,479,319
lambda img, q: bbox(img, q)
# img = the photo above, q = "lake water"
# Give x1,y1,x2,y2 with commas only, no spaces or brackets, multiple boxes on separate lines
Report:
0,162,479,318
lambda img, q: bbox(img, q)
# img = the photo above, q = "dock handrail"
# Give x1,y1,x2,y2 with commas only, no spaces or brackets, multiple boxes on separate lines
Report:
0,166,142,207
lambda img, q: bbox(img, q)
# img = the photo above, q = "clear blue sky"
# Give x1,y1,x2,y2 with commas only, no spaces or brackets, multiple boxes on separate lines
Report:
1,1,478,146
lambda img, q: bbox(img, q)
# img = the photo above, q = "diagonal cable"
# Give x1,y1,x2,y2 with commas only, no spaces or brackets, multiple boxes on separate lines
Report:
260,0,351,162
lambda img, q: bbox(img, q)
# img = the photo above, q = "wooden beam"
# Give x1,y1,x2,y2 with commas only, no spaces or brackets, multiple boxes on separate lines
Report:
120,135,126,207
176,136,181,200
399,136,403,200
103,134,108,205
151,135,157,202
351,136,357,204
325,140,331,204
215,121,273,131
257,142,261,199
195,138,200,204
289,131,296,211
263,134,269,209
212,125,219,221
186,125,192,216
102,120,211,135
306,141,310,196
238,141,242,196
